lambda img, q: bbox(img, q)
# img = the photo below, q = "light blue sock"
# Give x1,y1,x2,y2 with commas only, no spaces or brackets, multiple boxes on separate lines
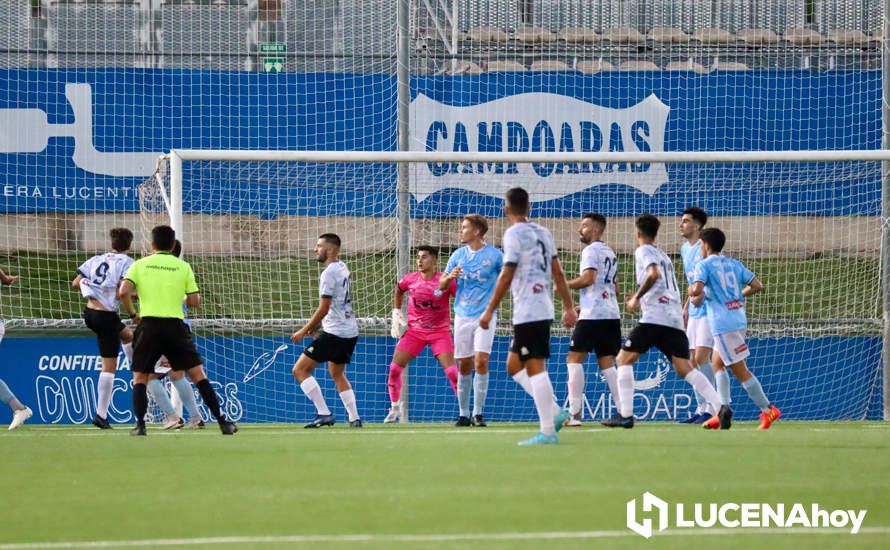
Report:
147,379,175,416
699,361,716,390
172,377,202,420
0,378,18,407
715,369,732,405
741,375,771,412
473,373,489,416
457,373,472,417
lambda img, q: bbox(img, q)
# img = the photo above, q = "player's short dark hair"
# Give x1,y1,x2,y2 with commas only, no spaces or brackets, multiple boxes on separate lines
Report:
172,239,182,258
416,245,438,258
110,227,133,252
319,233,341,248
151,225,176,252
463,214,489,236
582,212,606,229
683,206,708,228
505,187,530,215
700,227,726,253
635,213,661,239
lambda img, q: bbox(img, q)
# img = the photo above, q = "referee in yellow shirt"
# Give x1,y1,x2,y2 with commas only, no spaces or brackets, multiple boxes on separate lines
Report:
119,225,237,436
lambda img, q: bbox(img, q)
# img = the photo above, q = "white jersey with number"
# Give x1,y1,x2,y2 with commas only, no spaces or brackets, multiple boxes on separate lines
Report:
77,252,134,311
319,260,358,338
634,244,684,330
503,221,557,325
579,241,620,320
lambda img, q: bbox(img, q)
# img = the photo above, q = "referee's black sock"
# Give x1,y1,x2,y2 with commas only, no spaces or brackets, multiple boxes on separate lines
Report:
196,379,224,421
133,383,148,424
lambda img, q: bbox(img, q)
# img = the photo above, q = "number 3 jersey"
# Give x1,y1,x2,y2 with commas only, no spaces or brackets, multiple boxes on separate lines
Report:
319,260,359,338
503,221,558,325
77,252,134,311
579,241,620,320
634,244,684,330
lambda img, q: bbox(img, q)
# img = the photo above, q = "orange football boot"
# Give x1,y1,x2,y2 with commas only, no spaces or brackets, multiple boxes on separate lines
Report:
757,405,782,430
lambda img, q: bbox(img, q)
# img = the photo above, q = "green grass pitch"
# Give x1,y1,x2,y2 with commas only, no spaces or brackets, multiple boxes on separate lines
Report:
1,422,888,548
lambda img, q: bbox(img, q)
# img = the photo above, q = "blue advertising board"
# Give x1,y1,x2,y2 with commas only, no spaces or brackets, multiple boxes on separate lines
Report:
0,334,881,425
0,69,881,217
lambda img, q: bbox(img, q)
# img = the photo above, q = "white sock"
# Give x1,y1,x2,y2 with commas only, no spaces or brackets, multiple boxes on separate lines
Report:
472,373,489,416
122,342,133,363
684,369,723,415
339,389,359,421
457,373,472,417
617,365,635,418
96,371,115,418
566,363,585,415
300,377,331,415
715,369,732,405
511,369,535,398
601,366,621,411
529,371,556,436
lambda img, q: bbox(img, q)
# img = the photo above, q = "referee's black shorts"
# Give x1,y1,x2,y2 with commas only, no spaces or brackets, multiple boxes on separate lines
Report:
82,308,126,358
131,317,202,374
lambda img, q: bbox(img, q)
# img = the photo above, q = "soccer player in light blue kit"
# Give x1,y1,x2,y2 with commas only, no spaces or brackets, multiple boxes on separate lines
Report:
679,207,722,423
0,267,31,430
439,214,503,427
689,228,781,430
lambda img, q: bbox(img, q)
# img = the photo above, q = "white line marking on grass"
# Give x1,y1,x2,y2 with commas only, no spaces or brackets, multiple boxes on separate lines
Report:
41,428,610,437
3,527,889,548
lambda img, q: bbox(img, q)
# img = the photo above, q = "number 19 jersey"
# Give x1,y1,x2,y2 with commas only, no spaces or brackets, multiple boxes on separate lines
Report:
634,244,683,330
503,221,558,325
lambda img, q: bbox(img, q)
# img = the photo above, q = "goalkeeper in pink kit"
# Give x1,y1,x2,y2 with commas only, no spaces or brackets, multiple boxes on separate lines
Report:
385,246,458,423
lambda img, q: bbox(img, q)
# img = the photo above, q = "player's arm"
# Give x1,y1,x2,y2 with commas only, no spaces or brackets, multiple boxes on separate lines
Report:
439,266,462,289
567,268,596,290
552,257,577,327
118,279,140,323
626,264,659,314
479,264,514,329
688,280,705,307
72,274,84,288
742,277,763,298
0,268,20,285
291,297,331,342
185,292,200,308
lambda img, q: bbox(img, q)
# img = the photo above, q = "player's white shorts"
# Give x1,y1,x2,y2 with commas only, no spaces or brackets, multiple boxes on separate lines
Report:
713,330,750,365
454,314,496,359
154,355,172,375
686,316,714,350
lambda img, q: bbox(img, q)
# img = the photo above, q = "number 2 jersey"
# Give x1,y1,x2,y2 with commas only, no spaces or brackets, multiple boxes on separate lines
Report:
634,244,683,330
503,221,558,325
578,241,620,320
77,252,134,311
319,260,359,338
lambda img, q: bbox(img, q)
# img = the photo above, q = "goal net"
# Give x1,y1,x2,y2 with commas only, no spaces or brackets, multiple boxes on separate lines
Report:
139,150,885,424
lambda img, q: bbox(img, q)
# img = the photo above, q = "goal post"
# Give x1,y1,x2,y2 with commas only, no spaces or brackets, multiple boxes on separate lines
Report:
141,149,890,423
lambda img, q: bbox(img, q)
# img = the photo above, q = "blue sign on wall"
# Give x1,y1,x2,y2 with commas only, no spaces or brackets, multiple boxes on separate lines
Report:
0,334,881,425
0,70,881,217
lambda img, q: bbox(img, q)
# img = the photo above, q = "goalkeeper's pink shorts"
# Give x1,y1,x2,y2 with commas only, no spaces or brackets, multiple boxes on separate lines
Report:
396,327,454,357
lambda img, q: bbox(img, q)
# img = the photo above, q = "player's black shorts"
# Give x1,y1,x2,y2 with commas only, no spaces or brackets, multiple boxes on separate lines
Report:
622,323,690,360
569,319,622,357
131,317,202,374
303,331,358,365
82,308,126,358
510,320,551,361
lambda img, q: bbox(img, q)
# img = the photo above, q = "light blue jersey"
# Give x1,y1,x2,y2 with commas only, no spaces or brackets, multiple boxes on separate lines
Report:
693,255,756,335
445,243,503,318
680,240,706,319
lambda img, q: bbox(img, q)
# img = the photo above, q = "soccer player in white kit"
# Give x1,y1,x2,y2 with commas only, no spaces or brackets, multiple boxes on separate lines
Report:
604,214,729,429
0,267,31,430
439,214,503,427
72,228,136,429
564,213,622,426
479,187,577,446
291,233,362,428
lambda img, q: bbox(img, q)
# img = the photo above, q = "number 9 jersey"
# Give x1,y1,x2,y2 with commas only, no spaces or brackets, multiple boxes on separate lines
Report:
502,221,558,325
77,252,134,311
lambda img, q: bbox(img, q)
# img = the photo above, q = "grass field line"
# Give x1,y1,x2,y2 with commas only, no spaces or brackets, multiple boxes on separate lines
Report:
15,428,610,437
2,527,889,548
